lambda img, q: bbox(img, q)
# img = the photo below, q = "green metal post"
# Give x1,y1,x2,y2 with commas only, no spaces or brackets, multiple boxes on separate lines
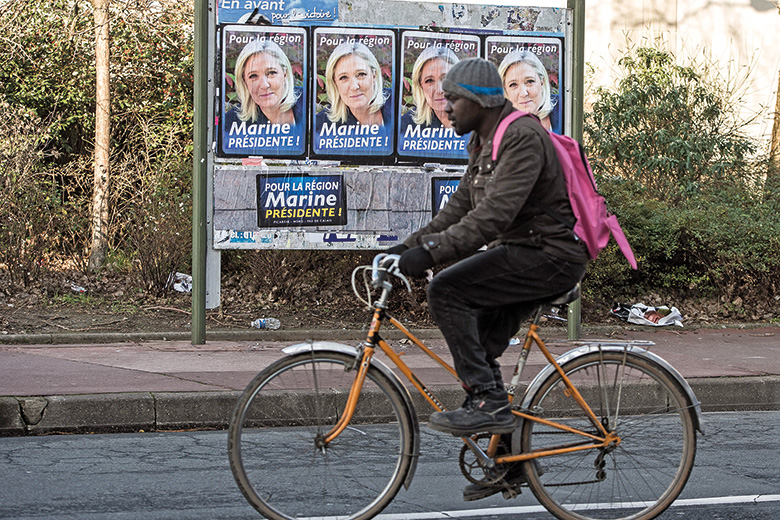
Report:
191,0,208,344
567,0,586,340
569,0,586,142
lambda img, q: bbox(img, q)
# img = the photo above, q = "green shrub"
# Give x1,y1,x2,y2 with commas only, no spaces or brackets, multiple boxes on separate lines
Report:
583,44,780,307
0,0,194,274
124,153,192,297
585,46,757,203
0,98,63,289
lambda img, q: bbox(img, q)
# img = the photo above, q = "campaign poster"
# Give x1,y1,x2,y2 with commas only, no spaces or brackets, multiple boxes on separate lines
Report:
220,26,307,158
431,177,461,218
257,174,347,227
312,27,396,159
216,0,337,25
397,31,480,163
485,36,563,135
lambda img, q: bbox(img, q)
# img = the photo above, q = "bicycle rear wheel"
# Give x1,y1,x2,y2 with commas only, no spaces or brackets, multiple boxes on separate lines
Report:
228,350,415,520
520,350,697,520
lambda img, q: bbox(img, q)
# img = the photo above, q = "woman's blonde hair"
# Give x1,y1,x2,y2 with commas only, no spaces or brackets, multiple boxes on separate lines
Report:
324,41,386,124
410,46,460,126
497,49,554,119
234,39,297,123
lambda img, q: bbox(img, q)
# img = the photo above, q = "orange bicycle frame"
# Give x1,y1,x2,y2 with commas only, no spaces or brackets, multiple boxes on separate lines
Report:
324,305,618,461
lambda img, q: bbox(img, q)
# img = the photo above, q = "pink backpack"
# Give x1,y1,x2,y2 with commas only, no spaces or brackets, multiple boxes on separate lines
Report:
493,111,637,269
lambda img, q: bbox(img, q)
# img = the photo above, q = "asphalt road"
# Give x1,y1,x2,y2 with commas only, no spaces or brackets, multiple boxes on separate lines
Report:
0,411,778,519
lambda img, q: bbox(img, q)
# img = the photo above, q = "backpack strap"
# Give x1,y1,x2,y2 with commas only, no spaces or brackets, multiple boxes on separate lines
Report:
491,110,528,162
492,110,574,229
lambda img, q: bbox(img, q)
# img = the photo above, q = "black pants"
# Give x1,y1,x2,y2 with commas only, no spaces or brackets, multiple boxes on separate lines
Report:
426,245,586,394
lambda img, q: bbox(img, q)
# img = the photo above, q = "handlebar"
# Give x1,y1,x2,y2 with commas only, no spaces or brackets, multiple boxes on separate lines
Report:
371,253,399,286
351,253,411,309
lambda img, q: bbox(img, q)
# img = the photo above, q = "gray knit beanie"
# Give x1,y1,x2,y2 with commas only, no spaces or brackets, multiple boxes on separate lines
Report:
442,57,505,108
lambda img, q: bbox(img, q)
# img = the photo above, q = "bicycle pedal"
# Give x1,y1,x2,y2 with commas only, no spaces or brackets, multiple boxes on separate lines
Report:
501,485,520,500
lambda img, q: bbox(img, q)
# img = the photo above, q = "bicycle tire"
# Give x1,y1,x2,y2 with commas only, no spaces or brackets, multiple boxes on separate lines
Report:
228,350,415,520
520,350,697,520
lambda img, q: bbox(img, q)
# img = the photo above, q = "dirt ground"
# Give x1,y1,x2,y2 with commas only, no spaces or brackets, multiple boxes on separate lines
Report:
0,291,359,336
0,284,366,336
0,267,777,336
0,268,413,335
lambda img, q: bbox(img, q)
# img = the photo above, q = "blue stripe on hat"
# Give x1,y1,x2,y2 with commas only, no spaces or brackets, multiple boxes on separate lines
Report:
457,83,504,96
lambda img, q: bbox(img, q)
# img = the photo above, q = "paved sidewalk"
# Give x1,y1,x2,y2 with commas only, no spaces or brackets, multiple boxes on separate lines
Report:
1,325,779,435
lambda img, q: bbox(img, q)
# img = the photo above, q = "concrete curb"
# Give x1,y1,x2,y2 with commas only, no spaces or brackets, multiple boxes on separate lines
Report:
691,376,780,412
2,324,778,436
2,376,778,437
1,393,155,436
155,391,241,430
2,322,776,345
0,392,243,436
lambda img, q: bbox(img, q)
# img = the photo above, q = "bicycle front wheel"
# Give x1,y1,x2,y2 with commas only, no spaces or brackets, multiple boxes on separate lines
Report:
520,350,697,520
228,350,415,520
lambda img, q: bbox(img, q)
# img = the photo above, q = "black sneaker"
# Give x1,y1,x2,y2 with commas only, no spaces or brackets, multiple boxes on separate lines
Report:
428,388,516,436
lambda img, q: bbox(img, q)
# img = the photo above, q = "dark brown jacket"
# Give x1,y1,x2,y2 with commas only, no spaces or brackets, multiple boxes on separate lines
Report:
404,102,588,264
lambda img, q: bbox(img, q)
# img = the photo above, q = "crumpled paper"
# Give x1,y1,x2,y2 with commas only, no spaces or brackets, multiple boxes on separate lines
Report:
168,272,192,293
611,303,683,327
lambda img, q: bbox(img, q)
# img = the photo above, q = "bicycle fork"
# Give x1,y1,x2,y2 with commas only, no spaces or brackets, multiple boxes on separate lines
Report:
320,344,375,446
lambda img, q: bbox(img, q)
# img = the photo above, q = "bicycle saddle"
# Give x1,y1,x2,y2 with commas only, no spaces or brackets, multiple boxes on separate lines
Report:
542,283,580,306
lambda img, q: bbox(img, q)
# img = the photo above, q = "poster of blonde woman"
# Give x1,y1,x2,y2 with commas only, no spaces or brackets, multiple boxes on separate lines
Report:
220,26,307,157
485,36,563,135
398,31,480,162
312,27,395,160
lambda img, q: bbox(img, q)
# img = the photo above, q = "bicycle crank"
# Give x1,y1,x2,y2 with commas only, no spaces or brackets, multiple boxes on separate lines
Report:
458,433,510,485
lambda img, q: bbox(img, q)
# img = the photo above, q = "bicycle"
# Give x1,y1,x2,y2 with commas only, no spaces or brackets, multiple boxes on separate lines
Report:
228,254,703,520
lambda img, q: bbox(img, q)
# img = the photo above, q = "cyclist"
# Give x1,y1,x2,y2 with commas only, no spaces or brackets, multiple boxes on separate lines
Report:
387,57,588,499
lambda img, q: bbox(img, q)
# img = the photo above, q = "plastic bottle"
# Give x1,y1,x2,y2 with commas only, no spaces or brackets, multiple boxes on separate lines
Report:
250,317,281,330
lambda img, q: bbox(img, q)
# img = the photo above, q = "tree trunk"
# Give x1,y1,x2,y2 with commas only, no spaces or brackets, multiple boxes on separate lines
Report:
88,0,110,271
771,69,780,169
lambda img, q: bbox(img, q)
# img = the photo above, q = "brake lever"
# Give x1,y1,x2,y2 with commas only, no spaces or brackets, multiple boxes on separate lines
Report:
390,265,412,293
371,254,411,293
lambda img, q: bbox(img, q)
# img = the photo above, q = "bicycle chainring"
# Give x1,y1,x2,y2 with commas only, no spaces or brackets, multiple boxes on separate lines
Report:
458,433,510,485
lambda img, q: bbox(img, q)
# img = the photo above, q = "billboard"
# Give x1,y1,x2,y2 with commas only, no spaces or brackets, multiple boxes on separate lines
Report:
397,31,480,163
220,25,308,157
216,0,338,25
257,174,347,227
431,176,461,218
311,27,396,160
210,2,570,250
484,35,563,134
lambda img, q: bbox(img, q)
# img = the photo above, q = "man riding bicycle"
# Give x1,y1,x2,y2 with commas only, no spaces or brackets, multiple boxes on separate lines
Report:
387,57,588,500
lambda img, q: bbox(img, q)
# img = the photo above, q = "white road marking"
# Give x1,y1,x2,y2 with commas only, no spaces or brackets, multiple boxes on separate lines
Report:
368,494,780,519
